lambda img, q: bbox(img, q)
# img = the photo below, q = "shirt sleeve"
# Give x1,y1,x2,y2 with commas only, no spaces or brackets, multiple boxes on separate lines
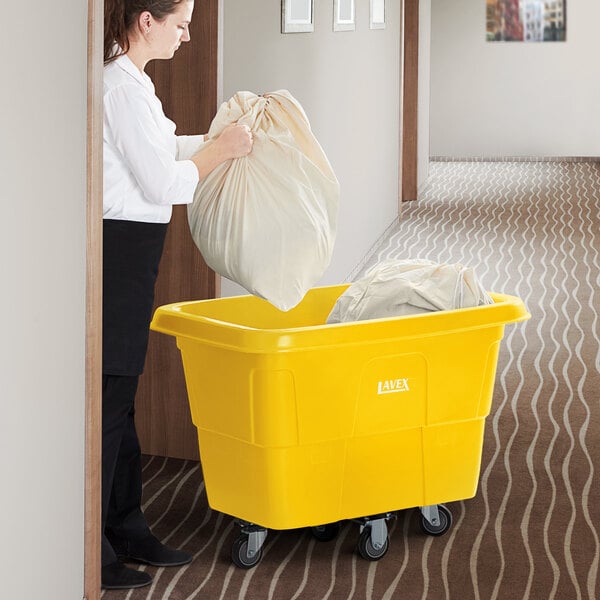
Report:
176,134,206,160
104,83,199,206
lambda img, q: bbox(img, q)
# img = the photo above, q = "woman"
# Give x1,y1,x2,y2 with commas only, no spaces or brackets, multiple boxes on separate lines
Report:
102,0,253,590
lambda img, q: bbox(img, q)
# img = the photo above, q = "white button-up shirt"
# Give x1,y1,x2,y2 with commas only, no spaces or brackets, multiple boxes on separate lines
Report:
103,53,204,223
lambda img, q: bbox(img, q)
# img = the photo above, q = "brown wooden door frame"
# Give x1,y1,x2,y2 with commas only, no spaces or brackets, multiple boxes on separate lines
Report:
86,0,102,597
85,1,421,595
400,0,419,203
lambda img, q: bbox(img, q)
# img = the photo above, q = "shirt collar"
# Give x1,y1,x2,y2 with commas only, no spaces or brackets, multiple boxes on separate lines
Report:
114,51,153,91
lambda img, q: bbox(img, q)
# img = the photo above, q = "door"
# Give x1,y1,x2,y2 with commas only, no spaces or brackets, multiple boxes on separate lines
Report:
136,0,220,460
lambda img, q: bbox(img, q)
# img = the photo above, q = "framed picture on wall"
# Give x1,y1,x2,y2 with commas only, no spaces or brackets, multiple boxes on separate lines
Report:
370,0,385,29
281,0,314,33
486,0,566,42
333,0,355,32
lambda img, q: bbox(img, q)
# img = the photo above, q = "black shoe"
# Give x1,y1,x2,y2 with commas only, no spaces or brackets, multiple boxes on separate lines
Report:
119,533,193,567
101,561,152,590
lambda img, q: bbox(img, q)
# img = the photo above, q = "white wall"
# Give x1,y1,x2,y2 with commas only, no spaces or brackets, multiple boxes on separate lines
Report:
0,2,87,598
430,0,600,157
220,0,401,296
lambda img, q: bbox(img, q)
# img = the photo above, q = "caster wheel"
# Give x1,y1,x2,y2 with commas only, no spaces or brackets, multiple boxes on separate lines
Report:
311,522,341,542
231,535,262,569
420,505,452,536
357,528,389,561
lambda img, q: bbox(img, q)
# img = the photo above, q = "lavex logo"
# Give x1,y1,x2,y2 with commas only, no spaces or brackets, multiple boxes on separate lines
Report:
377,378,410,395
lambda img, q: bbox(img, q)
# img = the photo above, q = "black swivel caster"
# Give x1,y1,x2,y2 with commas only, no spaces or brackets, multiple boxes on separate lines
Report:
230,522,267,569
357,526,389,560
420,504,452,536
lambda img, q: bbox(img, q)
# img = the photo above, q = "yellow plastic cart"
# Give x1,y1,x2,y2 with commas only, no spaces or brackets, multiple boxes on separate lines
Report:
151,284,529,567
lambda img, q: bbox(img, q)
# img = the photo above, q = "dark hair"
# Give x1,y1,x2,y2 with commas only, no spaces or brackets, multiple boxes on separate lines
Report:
104,0,185,63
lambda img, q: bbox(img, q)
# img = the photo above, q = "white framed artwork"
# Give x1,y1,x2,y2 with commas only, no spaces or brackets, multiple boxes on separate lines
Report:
333,0,355,32
281,0,314,33
370,0,385,29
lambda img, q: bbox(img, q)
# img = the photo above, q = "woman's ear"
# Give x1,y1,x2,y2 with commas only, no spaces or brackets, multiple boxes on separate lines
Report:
138,10,153,35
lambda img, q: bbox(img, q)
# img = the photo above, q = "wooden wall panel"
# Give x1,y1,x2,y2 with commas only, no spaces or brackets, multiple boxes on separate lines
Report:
136,0,219,460
401,0,419,202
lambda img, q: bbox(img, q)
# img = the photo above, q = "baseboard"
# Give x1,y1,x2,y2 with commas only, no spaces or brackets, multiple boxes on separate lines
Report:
430,156,600,163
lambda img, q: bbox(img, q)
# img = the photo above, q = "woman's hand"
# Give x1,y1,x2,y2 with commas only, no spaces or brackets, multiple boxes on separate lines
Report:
191,122,253,179
214,123,254,159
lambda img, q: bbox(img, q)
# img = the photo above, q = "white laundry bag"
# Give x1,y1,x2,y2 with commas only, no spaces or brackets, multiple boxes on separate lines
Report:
188,90,339,311
327,259,493,324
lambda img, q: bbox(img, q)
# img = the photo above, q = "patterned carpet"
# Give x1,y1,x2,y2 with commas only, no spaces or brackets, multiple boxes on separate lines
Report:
103,160,600,600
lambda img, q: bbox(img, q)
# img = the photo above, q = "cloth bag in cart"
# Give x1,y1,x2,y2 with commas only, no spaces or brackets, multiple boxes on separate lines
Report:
188,90,340,311
327,259,494,323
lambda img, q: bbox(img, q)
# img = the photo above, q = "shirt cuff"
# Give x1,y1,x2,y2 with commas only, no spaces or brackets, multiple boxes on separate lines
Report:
176,134,206,160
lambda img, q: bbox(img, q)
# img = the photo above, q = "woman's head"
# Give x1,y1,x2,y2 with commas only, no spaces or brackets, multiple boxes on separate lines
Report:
104,0,193,64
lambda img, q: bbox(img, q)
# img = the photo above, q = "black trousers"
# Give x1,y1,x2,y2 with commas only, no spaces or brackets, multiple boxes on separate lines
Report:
101,374,150,566
102,220,168,566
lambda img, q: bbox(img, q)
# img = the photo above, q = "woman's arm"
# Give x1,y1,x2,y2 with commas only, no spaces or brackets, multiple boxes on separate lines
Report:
105,84,200,206
190,123,253,179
